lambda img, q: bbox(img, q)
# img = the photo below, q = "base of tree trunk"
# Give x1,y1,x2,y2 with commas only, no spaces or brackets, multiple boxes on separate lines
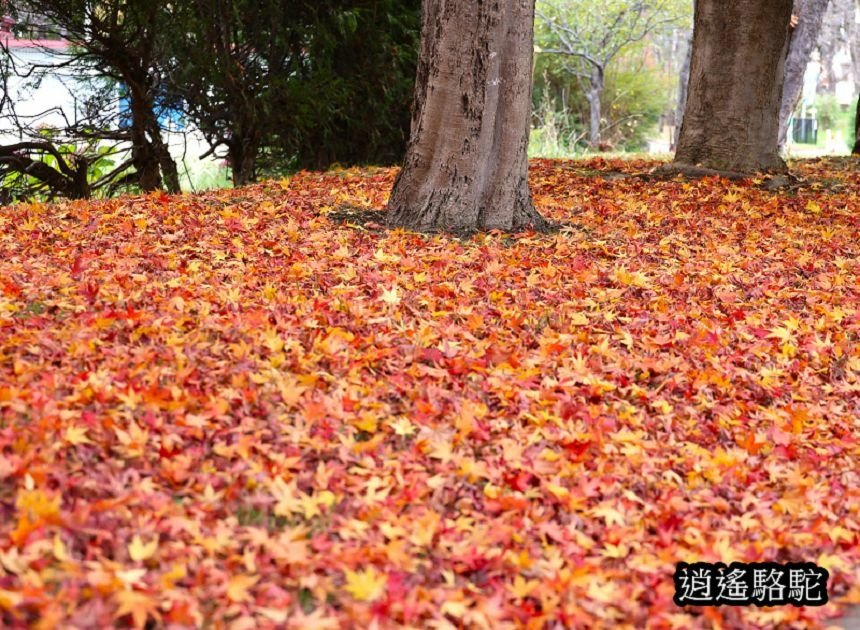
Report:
653,162,796,189
386,186,552,234
654,162,758,181
333,203,555,236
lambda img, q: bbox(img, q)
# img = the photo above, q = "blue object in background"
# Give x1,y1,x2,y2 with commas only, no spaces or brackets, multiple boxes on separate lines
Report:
118,88,185,131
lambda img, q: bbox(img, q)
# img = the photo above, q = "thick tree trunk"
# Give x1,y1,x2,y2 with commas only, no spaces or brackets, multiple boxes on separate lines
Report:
778,0,832,147
386,0,547,233
674,0,794,174
129,96,162,192
587,68,604,148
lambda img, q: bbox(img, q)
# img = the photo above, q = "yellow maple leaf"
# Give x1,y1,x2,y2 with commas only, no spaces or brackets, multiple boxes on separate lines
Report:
226,573,259,603
353,414,379,434
53,535,69,562
0,589,22,610
440,599,470,619
601,542,630,559
612,266,650,288
114,590,159,629
569,312,589,326
509,575,538,599
767,326,794,342
113,422,148,458
591,504,626,527
160,563,187,590
379,285,401,306
128,535,158,562
343,567,387,602
16,487,61,520
63,425,93,446
388,417,416,436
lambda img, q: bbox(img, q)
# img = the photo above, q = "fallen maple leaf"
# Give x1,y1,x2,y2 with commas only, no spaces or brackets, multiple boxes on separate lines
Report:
114,590,159,629
226,573,260,603
343,567,387,602
128,535,158,562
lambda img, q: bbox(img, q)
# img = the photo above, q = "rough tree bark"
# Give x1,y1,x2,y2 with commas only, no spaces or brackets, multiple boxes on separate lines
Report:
586,67,605,147
778,0,832,147
674,0,794,175
227,117,259,187
386,0,547,233
128,94,163,193
230,138,258,187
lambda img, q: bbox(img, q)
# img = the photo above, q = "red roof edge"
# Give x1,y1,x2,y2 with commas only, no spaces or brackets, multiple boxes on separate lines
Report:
1,35,68,50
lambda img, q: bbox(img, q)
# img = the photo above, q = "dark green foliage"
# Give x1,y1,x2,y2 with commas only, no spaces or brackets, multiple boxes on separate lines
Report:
164,0,419,183
279,1,420,172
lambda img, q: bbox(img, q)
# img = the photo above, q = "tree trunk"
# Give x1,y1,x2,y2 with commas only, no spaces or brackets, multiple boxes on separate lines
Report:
674,0,794,174
778,0,832,147
129,97,162,192
150,129,181,194
853,93,860,155
71,155,91,199
672,34,693,151
386,0,547,233
229,131,258,187
587,67,604,148
127,79,181,194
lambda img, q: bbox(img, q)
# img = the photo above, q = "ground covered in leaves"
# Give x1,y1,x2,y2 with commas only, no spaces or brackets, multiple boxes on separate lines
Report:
0,157,858,628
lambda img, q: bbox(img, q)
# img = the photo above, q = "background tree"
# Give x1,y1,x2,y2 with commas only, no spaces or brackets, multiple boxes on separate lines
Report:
0,10,141,200
163,0,310,187
778,0,832,146
10,0,181,192
164,0,419,185
285,0,419,171
386,0,546,232
674,0,794,175
532,35,682,154
672,31,692,150
2,1,419,197
854,94,860,154
535,0,687,148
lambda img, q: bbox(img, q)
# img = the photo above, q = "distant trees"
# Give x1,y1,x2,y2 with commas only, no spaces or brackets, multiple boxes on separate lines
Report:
779,0,832,146
535,0,687,148
163,0,308,187
19,0,182,192
2,0,181,196
1,1,419,199
163,0,419,186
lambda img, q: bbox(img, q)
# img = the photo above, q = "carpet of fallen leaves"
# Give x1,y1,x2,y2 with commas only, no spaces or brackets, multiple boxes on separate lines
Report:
0,157,858,629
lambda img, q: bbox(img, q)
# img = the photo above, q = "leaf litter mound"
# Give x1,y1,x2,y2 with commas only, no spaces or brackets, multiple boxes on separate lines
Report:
0,158,858,628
